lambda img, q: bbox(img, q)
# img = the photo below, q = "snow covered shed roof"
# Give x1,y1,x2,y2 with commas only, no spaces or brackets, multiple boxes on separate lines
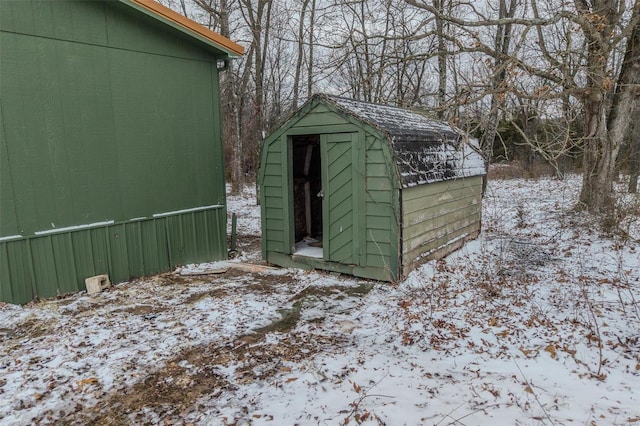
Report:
317,94,486,188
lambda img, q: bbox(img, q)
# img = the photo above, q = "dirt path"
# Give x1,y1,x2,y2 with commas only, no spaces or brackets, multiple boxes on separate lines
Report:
57,253,374,425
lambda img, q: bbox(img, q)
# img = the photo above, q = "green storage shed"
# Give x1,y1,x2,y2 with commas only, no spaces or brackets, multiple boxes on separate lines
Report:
258,94,486,281
0,0,244,304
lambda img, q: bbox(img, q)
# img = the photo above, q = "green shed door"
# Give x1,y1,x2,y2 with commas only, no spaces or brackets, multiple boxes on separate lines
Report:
322,133,357,264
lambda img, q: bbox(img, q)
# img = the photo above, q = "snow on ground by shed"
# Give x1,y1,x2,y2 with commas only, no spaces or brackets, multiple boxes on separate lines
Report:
226,184,261,236
1,175,639,425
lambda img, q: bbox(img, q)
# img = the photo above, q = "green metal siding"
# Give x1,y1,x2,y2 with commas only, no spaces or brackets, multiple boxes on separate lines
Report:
0,208,225,304
0,1,228,304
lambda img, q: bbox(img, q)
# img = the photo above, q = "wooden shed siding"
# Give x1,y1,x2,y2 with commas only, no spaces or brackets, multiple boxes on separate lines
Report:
404,207,480,249
403,187,481,228
401,176,482,272
402,221,480,270
363,133,399,278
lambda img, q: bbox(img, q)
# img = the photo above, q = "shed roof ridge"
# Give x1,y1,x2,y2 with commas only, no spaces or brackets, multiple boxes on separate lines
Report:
317,93,458,135
309,93,486,188
315,94,462,141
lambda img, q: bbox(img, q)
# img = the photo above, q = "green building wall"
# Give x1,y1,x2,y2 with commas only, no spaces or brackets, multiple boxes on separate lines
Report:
0,1,228,303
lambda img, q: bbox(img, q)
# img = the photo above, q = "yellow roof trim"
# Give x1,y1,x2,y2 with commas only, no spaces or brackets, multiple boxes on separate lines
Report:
129,0,244,57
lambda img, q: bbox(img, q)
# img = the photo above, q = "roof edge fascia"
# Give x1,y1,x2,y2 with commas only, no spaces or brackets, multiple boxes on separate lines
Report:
121,0,244,58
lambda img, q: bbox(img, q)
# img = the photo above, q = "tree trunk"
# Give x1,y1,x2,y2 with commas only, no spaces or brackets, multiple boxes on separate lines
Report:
579,13,640,211
433,0,446,119
578,99,616,209
479,0,517,193
629,108,640,193
307,0,315,97
291,0,310,111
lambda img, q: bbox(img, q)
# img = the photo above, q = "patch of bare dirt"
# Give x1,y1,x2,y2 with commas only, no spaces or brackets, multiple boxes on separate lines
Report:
71,320,350,425
62,272,372,425
10,317,55,340
290,282,374,302
109,304,162,316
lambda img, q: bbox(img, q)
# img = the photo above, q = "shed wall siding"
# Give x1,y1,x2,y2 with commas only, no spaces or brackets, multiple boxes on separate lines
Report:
261,140,287,254
260,103,399,280
0,1,228,303
401,176,482,275
364,134,399,278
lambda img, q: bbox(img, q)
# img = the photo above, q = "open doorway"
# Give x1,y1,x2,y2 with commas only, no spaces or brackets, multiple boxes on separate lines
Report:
292,135,323,258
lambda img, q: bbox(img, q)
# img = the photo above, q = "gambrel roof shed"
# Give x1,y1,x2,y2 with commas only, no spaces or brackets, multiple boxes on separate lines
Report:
258,94,486,281
324,96,486,187
0,0,243,304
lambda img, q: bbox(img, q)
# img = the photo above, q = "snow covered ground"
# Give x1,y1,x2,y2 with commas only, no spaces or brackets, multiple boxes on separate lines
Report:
1,175,639,425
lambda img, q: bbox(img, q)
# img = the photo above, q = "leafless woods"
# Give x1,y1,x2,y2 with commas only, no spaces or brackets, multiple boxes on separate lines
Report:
162,0,639,213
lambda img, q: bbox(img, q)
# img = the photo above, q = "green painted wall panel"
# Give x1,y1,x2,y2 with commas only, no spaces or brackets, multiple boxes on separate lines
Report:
0,208,226,304
404,208,480,247
51,235,80,295
404,193,482,229
0,244,13,303
402,177,482,201
108,224,131,283
89,228,111,276
265,219,285,231
4,241,34,303
0,0,109,46
403,221,481,272
124,223,145,278
1,0,229,303
30,237,60,296
366,215,390,230
105,2,211,61
401,177,483,272
72,231,99,282
1,1,225,237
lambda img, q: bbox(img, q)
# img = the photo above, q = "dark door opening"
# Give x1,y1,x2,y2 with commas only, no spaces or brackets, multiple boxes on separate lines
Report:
292,135,323,257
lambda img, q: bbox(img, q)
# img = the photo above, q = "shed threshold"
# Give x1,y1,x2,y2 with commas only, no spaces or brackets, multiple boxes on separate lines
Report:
294,238,323,259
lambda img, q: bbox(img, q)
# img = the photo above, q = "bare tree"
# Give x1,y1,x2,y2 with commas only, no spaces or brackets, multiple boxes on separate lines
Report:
627,105,640,193
575,0,640,210
406,0,640,212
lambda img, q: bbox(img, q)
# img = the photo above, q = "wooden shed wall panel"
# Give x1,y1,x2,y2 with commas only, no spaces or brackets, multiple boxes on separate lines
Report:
404,192,482,229
402,221,481,270
261,134,286,254
363,135,398,276
403,184,482,215
401,177,482,270
296,109,346,127
404,209,481,251
402,177,481,201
